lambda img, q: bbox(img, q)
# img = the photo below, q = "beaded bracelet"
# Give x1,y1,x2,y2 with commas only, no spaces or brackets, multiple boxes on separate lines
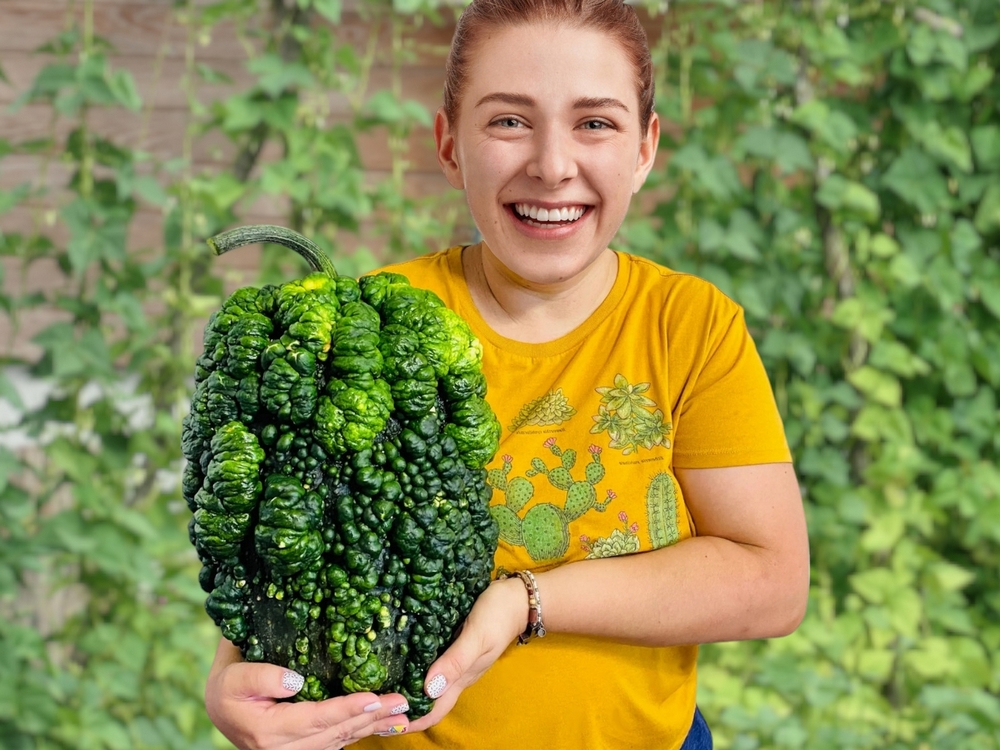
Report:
500,570,546,645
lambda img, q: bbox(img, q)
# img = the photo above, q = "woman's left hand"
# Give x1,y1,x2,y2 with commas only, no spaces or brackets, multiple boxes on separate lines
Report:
405,576,528,732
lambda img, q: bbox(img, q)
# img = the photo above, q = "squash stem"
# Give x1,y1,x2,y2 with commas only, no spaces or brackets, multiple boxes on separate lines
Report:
208,225,338,277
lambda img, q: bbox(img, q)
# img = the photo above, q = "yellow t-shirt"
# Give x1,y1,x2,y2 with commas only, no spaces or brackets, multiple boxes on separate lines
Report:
360,246,791,750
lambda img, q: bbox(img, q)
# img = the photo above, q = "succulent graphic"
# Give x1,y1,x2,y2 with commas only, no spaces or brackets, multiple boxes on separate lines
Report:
508,388,577,431
486,440,615,562
580,510,640,559
591,374,672,455
646,472,680,548
486,454,535,545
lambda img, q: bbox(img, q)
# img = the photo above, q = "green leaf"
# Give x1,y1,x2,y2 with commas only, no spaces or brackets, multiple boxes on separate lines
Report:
0,184,30,215
868,340,931,378
850,567,896,604
313,0,342,23
965,25,1000,53
830,297,895,341
738,126,814,174
935,33,968,71
952,63,995,102
816,175,881,222
0,370,24,410
906,24,937,66
790,100,858,154
882,148,950,213
977,278,1000,320
847,366,902,407
133,175,169,206
928,562,975,592
108,70,142,111
247,54,316,98
362,91,432,128
914,122,973,173
194,62,233,85
0,447,19,495
869,233,899,258
943,360,977,397
974,184,1000,235
10,62,75,110
860,511,905,552
889,252,923,287
971,125,1000,170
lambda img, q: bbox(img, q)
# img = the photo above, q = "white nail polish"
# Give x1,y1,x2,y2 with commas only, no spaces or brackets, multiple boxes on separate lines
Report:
389,702,409,715
282,671,304,693
426,674,447,699
364,701,382,713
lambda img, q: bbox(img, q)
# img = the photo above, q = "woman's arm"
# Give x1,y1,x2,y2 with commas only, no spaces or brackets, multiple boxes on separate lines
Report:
541,461,809,644
409,461,809,730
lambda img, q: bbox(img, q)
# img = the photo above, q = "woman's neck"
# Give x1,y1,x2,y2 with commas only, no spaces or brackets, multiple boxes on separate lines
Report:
462,243,618,344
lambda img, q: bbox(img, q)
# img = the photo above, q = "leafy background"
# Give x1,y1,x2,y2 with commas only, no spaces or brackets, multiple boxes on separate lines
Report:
1,0,998,748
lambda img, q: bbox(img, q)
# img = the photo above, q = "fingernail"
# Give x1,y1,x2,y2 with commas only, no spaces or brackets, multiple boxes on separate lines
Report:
364,701,382,713
389,702,409,716
377,725,407,736
426,674,447,699
282,671,304,693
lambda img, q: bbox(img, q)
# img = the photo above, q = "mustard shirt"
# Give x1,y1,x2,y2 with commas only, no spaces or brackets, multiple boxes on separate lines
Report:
360,245,791,750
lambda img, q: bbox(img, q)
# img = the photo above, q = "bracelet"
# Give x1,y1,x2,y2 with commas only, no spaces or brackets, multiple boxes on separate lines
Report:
500,570,546,645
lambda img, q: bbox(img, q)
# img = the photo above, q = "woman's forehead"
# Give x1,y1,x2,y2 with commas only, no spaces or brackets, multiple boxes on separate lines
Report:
460,23,639,106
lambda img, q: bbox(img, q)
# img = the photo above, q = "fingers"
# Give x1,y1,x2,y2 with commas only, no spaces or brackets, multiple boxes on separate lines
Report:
221,660,306,702
302,692,412,748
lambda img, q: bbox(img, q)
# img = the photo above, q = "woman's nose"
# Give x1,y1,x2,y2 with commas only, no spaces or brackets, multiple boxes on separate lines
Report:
525,127,578,188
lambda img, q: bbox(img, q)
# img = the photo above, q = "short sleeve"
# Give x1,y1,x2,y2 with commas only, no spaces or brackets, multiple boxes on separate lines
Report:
669,289,791,469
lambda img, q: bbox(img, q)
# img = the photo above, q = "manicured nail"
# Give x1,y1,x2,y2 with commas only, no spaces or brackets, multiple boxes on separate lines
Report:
389,702,409,716
282,671,304,693
426,674,447,699
377,725,407,736
363,701,382,713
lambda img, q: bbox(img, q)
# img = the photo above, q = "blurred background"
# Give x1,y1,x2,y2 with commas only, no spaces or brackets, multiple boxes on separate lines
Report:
1,0,998,748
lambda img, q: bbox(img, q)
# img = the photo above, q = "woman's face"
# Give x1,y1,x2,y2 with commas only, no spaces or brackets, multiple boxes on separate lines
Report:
435,22,659,287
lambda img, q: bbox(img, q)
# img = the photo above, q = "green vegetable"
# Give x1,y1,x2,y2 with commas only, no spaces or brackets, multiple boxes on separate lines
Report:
182,225,500,715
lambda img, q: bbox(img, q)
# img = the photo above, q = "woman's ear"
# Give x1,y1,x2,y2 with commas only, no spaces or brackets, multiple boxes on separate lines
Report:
632,111,660,194
435,108,465,189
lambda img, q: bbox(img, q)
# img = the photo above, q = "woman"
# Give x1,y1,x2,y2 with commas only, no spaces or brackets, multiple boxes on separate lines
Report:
205,1,810,748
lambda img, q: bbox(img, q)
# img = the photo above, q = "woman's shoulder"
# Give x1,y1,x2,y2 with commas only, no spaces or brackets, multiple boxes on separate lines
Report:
619,252,743,319
371,246,457,278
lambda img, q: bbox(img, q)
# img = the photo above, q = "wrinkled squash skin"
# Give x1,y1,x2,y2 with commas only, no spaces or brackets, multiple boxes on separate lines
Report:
182,234,500,717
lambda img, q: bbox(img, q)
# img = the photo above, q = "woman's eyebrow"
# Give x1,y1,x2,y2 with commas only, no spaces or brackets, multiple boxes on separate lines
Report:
474,93,630,113
573,96,630,113
475,92,535,108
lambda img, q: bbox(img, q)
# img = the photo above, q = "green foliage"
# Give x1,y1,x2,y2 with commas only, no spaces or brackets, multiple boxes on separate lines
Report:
0,1,461,748
619,0,1000,746
3,0,998,748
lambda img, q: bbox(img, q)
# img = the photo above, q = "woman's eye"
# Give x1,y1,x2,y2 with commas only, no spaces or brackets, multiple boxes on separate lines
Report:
493,117,523,128
582,120,613,130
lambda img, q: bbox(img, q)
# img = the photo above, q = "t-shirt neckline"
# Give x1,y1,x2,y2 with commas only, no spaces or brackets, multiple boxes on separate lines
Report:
447,244,631,358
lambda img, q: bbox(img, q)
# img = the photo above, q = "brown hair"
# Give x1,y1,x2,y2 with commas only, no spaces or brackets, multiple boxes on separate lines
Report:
443,0,655,134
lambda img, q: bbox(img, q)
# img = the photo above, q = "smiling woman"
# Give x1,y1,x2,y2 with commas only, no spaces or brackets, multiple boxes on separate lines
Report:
203,2,810,750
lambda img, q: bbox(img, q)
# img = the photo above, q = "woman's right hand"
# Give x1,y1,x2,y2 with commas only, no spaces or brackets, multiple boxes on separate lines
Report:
206,638,411,749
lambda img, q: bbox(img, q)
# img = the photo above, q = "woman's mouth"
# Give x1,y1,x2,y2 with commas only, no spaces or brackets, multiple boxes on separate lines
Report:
510,203,588,229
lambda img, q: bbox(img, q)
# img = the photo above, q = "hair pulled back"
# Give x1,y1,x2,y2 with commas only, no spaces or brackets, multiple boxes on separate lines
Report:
443,0,655,134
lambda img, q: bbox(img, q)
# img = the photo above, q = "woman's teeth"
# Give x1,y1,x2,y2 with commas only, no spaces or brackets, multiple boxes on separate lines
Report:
513,204,586,224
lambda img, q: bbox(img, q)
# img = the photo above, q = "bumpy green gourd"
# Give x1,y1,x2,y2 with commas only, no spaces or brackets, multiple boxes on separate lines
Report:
182,225,500,716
